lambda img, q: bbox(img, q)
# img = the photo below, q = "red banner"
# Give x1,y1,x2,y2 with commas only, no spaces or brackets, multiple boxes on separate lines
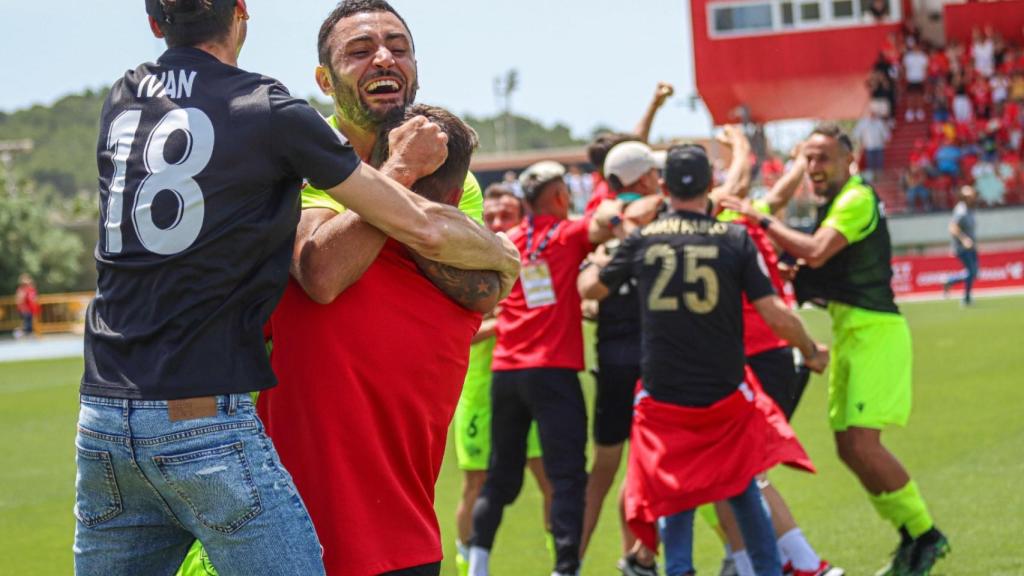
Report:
890,250,1024,297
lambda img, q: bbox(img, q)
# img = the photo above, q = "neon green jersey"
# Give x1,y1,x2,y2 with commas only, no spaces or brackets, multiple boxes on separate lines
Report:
717,198,771,223
820,178,900,330
299,116,484,223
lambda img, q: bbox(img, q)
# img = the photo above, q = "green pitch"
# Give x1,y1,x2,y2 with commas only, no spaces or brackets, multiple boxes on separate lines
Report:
2,297,1023,575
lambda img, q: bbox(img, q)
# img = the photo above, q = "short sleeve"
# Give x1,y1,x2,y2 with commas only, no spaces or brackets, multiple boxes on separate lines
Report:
951,203,966,226
821,186,878,244
738,230,776,302
300,185,347,214
599,231,640,293
459,172,484,224
563,213,595,259
268,85,361,191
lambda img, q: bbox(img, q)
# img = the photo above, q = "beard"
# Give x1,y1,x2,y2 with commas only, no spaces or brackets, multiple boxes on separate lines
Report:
331,70,418,133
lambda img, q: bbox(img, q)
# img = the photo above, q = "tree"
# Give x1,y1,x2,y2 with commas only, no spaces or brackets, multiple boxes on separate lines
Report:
0,178,84,295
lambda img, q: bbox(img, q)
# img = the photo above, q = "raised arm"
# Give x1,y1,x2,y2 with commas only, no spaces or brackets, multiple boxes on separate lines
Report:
720,197,848,269
409,252,501,314
709,125,752,208
634,82,675,143
761,145,809,214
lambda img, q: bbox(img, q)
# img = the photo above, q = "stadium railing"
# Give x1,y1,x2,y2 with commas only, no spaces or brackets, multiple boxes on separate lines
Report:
0,292,93,334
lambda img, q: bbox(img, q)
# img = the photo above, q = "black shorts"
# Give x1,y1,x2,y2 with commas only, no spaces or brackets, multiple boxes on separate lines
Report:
381,561,441,576
906,81,925,94
594,362,641,446
747,347,808,420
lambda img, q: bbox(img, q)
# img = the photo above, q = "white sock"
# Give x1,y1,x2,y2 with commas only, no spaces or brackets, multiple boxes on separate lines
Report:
456,539,469,559
733,550,756,576
468,546,490,576
778,528,820,571
777,540,790,567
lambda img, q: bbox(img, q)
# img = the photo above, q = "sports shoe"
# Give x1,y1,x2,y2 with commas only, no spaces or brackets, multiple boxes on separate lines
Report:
719,556,739,576
907,527,950,575
621,553,659,576
791,560,845,576
875,528,914,576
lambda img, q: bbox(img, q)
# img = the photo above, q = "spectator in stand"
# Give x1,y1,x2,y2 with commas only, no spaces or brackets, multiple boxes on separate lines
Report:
944,186,980,306
14,273,39,339
946,41,966,80
1010,71,1024,103
935,136,964,180
972,155,1011,205
867,69,894,120
854,110,890,182
972,28,996,79
969,73,993,119
903,41,930,122
903,164,932,212
928,44,951,83
952,79,975,124
866,0,888,22
930,77,952,122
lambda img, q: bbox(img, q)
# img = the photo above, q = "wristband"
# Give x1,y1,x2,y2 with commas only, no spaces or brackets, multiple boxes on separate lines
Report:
609,214,623,229
759,215,773,230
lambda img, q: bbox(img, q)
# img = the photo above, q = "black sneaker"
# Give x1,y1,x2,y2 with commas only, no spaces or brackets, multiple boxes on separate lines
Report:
875,527,914,576
621,553,659,576
907,527,951,575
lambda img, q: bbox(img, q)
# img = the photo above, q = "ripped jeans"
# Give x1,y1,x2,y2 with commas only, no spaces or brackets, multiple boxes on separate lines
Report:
74,394,324,576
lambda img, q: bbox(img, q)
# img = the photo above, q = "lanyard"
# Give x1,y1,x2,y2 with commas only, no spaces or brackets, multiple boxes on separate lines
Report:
524,218,562,262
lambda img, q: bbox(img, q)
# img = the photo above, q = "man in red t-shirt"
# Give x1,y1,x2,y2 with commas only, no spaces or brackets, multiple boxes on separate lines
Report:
259,106,502,576
468,161,620,576
14,273,39,339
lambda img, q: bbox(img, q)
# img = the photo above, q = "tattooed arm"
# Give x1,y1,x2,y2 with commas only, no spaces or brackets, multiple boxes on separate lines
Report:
409,252,502,313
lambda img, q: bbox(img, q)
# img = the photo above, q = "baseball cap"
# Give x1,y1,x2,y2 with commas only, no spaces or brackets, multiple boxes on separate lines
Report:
663,144,712,199
603,141,666,188
519,161,566,201
146,0,235,24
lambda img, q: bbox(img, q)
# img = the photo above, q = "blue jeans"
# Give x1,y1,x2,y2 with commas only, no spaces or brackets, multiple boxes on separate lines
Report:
946,249,979,303
659,480,780,576
74,394,325,576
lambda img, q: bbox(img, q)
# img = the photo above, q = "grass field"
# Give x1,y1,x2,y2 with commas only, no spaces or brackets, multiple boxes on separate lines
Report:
2,296,1023,575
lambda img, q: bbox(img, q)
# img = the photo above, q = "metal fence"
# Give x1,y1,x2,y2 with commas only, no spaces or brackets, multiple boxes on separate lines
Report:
0,292,93,334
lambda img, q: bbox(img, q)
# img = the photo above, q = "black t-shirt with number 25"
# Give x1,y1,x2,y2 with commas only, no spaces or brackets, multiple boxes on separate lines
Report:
83,47,360,400
598,210,775,407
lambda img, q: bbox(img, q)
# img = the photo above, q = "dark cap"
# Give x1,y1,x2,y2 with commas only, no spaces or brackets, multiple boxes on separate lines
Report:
146,0,235,24
663,144,712,199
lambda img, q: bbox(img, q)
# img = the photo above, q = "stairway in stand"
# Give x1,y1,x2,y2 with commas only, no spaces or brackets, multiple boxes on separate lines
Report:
871,102,931,214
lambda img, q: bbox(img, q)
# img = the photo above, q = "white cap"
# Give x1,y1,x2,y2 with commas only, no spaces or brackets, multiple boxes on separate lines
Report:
519,161,567,200
603,142,665,188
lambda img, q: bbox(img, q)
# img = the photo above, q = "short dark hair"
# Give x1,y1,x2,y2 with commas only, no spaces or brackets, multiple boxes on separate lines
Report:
370,105,478,205
151,0,236,48
484,183,524,213
317,0,415,67
587,132,638,172
809,122,854,153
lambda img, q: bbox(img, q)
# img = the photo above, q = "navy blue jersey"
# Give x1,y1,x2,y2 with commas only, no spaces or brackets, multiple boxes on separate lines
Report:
83,47,360,399
598,210,775,407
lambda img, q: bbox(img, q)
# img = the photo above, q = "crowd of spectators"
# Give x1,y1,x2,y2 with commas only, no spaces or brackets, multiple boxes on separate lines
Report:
868,25,1024,211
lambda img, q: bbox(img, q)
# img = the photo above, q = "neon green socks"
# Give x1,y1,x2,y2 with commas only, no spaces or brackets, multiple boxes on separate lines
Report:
869,480,933,538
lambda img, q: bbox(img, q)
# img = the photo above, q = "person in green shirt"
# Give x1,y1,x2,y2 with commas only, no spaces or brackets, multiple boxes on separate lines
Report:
724,123,949,576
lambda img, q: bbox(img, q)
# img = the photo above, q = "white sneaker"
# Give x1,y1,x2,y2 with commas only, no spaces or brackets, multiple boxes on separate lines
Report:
904,109,913,122
916,108,926,121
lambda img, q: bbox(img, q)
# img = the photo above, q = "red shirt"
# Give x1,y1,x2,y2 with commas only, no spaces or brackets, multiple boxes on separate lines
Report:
584,173,615,214
738,218,790,356
15,284,38,315
492,214,593,371
624,368,814,552
259,240,480,576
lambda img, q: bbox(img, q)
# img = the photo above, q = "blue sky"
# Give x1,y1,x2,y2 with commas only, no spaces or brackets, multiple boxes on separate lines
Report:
0,0,720,142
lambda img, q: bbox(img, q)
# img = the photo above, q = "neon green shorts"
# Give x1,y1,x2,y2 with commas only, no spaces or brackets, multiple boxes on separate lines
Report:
828,316,913,431
177,541,217,576
454,373,542,470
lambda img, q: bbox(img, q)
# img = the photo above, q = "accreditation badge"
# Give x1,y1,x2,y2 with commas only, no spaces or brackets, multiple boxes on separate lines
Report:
521,260,557,309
